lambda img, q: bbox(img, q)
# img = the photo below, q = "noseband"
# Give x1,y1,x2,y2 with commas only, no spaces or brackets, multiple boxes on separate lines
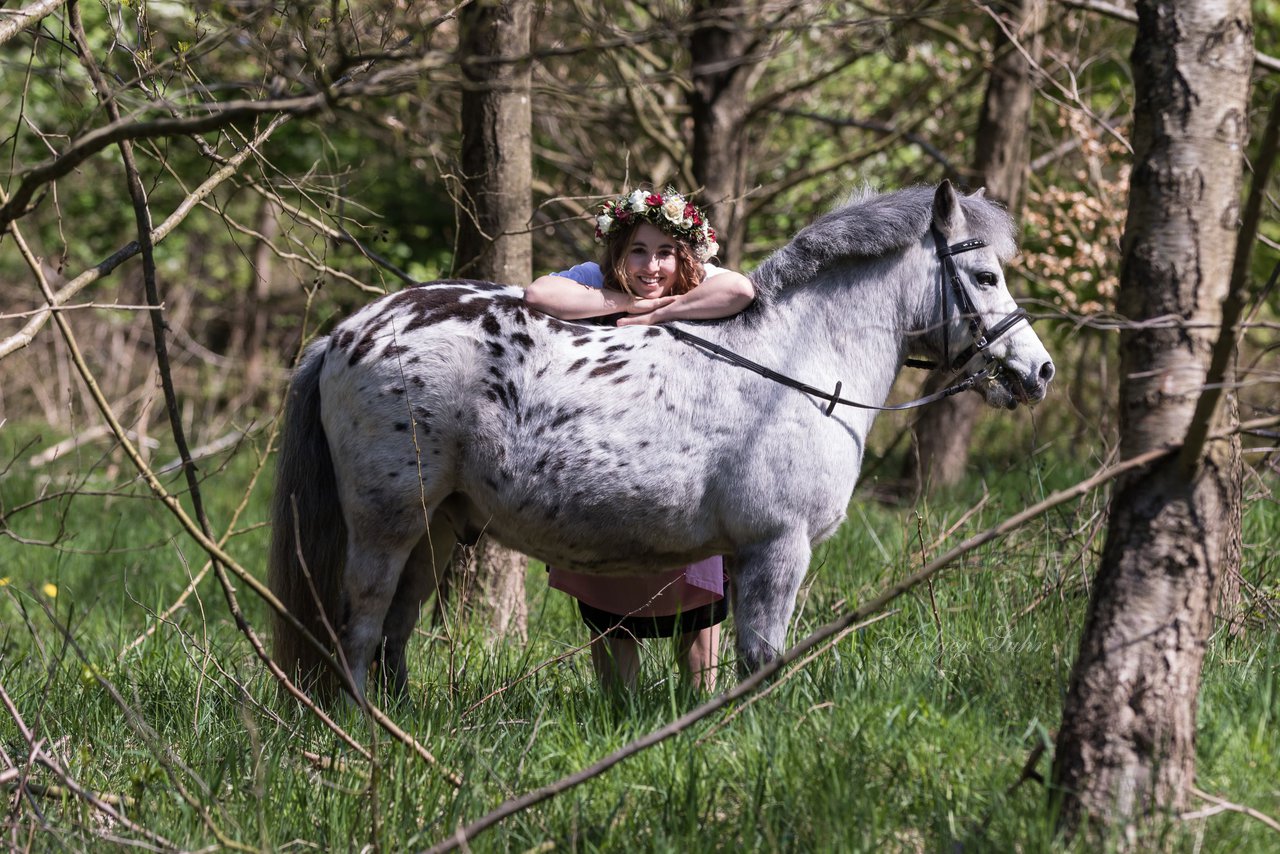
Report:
668,227,1032,416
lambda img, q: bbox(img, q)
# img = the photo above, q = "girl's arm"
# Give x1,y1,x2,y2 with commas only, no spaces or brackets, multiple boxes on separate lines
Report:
615,270,755,325
523,274,676,320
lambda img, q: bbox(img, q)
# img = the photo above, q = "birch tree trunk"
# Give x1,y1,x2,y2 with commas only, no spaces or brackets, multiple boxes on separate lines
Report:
903,0,1044,495
447,0,532,641
1051,0,1251,838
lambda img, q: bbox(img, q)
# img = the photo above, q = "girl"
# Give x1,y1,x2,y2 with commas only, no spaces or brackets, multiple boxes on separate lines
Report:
524,188,754,691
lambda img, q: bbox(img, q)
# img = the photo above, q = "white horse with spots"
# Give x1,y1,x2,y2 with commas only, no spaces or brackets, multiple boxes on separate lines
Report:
268,182,1054,698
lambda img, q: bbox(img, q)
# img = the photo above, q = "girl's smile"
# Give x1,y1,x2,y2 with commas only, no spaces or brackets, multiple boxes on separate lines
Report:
625,223,680,298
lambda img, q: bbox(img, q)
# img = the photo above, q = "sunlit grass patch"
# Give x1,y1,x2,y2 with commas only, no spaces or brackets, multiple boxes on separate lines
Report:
0,442,1276,851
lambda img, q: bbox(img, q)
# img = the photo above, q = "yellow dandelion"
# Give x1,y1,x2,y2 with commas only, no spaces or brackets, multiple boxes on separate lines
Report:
80,665,101,688
42,583,58,598
0,577,10,587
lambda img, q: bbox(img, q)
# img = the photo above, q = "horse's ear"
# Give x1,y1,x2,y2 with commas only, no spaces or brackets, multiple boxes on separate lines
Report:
971,186,987,199
931,179,965,238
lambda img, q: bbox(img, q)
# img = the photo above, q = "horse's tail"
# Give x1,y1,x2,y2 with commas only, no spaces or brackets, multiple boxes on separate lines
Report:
268,337,346,695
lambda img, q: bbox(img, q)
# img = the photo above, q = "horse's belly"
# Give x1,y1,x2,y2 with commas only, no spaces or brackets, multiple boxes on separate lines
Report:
461,449,724,572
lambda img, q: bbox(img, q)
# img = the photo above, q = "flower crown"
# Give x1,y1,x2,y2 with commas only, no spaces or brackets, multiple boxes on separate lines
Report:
593,188,719,262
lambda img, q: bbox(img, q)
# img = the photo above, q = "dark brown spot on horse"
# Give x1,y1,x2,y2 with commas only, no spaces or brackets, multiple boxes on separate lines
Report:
589,361,625,378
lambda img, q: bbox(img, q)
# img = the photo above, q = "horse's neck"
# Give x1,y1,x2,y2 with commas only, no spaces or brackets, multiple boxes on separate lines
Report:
721,255,915,408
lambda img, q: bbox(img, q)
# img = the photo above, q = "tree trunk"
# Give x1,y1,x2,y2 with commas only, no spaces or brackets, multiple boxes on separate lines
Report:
687,0,753,267
456,0,533,286
243,198,278,397
448,0,533,641
902,0,1044,496
1051,0,1251,839
435,540,529,640
1216,388,1243,631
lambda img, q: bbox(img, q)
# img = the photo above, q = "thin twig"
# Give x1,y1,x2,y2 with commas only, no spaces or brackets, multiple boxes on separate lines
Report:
2,177,454,782
422,434,1271,854
696,609,900,745
917,513,946,671
1186,786,1280,833
0,115,291,361
119,429,274,659
0,675,179,849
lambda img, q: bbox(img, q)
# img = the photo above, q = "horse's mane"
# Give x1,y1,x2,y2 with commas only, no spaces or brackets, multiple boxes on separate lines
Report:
749,185,1017,304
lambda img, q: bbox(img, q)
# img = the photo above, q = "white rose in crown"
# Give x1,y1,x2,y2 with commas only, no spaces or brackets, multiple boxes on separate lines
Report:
597,213,613,233
629,190,648,212
661,197,685,222
704,239,719,259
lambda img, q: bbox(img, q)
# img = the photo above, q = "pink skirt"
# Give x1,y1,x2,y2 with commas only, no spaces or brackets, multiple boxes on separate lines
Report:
548,556,725,617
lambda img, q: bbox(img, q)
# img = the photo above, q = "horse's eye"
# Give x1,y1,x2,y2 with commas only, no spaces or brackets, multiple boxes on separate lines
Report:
975,272,998,288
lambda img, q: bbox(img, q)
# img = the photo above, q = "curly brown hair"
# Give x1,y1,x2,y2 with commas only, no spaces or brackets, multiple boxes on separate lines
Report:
600,221,706,297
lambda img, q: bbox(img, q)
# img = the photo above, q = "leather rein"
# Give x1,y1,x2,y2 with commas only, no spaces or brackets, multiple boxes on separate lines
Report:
667,226,1031,417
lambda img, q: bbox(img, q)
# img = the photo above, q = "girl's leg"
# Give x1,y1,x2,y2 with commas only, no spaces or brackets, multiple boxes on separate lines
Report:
591,635,641,691
676,624,720,691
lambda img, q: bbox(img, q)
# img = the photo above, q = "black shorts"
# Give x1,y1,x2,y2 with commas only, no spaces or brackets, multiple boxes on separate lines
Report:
578,597,728,640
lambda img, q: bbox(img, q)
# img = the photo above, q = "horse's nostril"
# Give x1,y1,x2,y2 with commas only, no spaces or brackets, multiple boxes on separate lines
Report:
1039,361,1055,384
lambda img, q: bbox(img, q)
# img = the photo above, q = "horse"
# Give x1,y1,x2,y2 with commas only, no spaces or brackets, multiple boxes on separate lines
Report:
268,181,1055,699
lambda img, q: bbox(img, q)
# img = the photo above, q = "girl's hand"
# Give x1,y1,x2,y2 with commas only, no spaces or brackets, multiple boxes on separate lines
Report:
616,271,754,326
625,295,677,315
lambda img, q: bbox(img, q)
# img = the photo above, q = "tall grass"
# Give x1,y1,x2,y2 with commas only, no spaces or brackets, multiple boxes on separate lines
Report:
1,420,1276,851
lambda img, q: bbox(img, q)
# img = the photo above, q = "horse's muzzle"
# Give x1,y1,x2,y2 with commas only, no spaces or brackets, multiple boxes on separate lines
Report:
984,358,1053,409
1014,358,1055,406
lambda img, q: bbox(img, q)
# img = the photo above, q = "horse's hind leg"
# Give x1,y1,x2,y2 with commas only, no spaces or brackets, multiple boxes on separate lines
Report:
339,522,425,699
730,533,812,676
377,519,456,697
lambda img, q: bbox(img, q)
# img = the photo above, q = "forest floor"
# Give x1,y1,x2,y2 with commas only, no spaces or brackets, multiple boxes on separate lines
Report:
0,417,1276,852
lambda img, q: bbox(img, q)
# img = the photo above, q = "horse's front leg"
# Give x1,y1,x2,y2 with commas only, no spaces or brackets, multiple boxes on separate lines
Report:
730,533,811,676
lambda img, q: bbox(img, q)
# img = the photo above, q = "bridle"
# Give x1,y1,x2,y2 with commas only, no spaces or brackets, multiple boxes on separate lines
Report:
928,223,1030,375
667,225,1032,416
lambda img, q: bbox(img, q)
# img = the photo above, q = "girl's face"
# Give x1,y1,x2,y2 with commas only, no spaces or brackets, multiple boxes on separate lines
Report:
624,223,679,298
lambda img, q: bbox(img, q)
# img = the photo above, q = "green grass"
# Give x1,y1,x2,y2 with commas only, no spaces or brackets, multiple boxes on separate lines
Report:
1,421,1277,852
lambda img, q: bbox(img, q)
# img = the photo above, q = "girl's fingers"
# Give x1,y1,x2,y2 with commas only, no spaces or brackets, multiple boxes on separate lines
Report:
629,296,677,313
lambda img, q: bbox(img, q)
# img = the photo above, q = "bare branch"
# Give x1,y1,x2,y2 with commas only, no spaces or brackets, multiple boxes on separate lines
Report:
1186,786,1280,834
0,54,448,229
2,174,458,783
0,116,291,361
0,679,176,849
1053,0,1280,73
421,429,1280,853
0,0,68,49
780,109,960,175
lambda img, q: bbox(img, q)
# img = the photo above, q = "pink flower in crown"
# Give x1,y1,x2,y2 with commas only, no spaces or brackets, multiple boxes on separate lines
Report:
645,192,663,206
